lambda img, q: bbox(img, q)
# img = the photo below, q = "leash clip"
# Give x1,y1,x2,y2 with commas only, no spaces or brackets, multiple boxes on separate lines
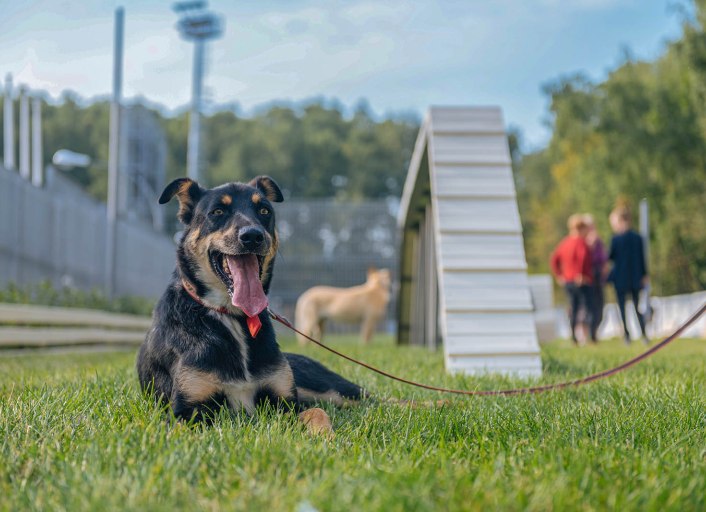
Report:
268,307,292,327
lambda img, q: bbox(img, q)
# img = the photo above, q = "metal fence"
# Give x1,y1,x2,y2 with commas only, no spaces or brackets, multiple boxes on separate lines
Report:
0,166,399,333
0,166,175,297
268,198,399,334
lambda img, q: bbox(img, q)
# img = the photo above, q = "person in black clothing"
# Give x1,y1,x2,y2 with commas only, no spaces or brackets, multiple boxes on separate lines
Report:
607,207,649,345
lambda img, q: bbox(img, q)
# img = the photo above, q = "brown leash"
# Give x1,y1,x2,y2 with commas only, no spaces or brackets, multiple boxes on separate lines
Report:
269,302,706,396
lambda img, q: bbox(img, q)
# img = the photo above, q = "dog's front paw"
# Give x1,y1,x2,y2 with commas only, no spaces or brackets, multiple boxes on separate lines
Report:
298,407,334,438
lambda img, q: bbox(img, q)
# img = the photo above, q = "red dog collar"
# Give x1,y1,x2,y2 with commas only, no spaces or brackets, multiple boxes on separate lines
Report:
181,279,262,337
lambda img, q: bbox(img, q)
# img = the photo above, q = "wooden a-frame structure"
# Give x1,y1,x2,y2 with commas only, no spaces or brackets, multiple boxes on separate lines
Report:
397,106,542,376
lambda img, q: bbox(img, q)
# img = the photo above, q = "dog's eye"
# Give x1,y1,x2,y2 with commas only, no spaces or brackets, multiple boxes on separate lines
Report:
259,207,270,216
210,208,224,216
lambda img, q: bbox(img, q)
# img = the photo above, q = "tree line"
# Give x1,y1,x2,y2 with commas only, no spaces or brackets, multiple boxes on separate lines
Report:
512,0,706,296
0,95,419,204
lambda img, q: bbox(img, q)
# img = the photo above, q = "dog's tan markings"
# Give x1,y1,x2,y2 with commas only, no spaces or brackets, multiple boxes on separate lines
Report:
261,362,296,398
176,180,195,219
187,231,232,308
260,231,278,282
248,176,283,203
221,194,232,205
299,407,334,437
251,193,261,204
296,387,345,406
222,382,257,415
184,228,201,251
178,367,221,403
260,182,278,202
207,231,232,254
178,180,192,194
191,232,215,269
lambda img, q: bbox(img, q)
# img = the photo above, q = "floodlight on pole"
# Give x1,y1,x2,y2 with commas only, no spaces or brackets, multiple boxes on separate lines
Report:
106,6,124,299
173,1,223,183
52,149,92,170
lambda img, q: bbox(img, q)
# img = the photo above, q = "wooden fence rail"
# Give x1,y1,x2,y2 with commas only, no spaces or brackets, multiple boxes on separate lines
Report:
0,303,150,349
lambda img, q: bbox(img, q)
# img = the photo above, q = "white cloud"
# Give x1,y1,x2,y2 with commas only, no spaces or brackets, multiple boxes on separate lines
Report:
0,0,678,145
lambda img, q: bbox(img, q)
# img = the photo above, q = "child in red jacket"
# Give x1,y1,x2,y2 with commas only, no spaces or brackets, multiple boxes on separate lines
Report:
550,214,594,344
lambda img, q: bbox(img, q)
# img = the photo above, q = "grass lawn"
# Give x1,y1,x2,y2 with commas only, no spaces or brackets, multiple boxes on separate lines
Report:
1,335,704,511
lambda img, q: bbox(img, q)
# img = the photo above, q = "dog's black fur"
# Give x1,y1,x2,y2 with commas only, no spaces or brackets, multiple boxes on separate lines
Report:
137,176,364,422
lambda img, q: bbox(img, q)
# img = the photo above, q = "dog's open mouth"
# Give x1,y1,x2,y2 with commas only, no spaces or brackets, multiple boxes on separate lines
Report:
209,251,268,317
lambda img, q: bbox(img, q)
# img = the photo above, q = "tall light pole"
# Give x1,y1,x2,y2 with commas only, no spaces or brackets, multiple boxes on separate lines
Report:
173,1,223,183
639,198,653,323
19,87,30,180
4,74,15,171
31,95,43,187
106,6,124,298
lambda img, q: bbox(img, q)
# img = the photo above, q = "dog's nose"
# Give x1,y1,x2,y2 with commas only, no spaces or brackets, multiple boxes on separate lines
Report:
239,227,265,249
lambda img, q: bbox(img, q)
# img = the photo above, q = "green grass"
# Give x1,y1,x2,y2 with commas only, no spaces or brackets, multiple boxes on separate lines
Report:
1,335,704,511
0,281,155,316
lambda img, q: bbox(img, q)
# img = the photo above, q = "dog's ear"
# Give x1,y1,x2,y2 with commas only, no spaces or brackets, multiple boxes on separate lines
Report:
159,178,203,224
249,175,284,203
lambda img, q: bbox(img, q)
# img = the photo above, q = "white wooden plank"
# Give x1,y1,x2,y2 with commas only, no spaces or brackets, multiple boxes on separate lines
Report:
445,334,541,354
429,107,505,134
448,367,542,378
444,297,533,312
438,233,527,270
445,312,536,335
0,327,144,347
439,233,526,251
442,271,530,288
433,165,515,197
448,355,540,368
431,134,510,165
398,121,430,229
436,198,522,233
439,233,526,252
442,259,527,271
447,354,542,375
442,272,534,310
0,303,151,329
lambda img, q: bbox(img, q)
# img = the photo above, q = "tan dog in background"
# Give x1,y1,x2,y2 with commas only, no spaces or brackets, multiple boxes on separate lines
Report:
295,268,391,345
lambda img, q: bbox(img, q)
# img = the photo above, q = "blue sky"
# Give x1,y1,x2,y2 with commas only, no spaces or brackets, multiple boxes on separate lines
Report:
0,0,685,149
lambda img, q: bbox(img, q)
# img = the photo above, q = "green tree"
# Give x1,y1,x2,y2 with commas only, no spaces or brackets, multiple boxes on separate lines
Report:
513,1,706,294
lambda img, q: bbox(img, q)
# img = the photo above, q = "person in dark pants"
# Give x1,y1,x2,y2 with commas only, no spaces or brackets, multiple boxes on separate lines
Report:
550,214,594,345
584,214,607,340
608,207,649,345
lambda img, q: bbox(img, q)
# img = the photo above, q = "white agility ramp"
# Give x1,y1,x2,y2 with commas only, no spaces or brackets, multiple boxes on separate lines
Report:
397,106,542,377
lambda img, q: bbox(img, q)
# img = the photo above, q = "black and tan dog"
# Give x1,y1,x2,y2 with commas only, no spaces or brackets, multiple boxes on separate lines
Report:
137,176,364,434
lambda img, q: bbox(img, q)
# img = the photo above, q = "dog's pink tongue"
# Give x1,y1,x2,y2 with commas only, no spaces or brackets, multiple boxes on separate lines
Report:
226,254,268,320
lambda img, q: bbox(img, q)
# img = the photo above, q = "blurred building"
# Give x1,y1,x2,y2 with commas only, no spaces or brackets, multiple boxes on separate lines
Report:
1,76,174,298
118,104,167,231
